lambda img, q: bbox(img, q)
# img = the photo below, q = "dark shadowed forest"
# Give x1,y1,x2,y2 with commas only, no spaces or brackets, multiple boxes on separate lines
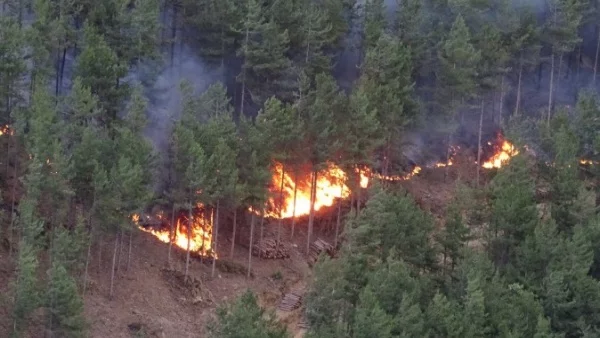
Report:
1,0,600,337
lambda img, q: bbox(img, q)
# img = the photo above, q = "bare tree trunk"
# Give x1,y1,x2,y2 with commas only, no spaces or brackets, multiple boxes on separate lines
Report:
259,209,265,259
116,227,124,275
277,165,285,244
514,60,523,116
126,230,133,271
335,184,343,248
83,206,94,295
247,212,255,279
499,76,505,125
184,205,192,280
306,171,317,255
8,141,17,258
168,203,175,266
230,209,237,259
477,100,484,187
59,48,67,92
595,27,600,86
109,232,119,300
170,3,177,68
290,167,298,239
211,200,219,278
556,53,563,103
240,26,249,115
547,52,555,125
445,133,452,181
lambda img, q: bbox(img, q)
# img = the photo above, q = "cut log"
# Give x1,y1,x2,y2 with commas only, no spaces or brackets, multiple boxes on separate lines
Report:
307,238,335,266
278,290,304,312
252,238,290,259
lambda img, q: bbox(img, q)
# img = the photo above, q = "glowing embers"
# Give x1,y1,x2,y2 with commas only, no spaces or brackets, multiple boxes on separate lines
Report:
133,207,215,258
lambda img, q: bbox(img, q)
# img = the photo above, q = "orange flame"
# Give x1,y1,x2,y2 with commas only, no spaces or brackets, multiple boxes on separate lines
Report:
482,140,519,169
265,162,366,218
580,159,598,166
133,207,215,258
0,125,13,136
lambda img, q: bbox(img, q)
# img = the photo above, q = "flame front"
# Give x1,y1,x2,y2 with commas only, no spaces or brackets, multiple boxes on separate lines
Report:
266,162,366,218
482,140,519,169
133,208,215,258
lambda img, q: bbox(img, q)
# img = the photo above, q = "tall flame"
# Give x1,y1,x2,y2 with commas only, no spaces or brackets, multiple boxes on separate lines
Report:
133,207,215,258
265,162,368,218
482,140,519,169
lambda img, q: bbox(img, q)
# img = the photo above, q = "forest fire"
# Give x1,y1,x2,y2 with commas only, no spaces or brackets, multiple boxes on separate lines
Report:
0,125,13,136
133,208,215,258
264,162,369,219
482,138,519,169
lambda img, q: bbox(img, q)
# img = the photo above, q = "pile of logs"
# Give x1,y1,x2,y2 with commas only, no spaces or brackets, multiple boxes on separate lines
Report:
308,238,334,266
278,290,303,312
252,238,290,259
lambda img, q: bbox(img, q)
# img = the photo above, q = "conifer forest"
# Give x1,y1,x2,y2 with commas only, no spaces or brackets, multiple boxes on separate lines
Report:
2,0,600,337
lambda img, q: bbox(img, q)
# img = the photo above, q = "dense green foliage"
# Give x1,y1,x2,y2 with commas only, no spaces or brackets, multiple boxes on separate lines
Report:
1,0,600,336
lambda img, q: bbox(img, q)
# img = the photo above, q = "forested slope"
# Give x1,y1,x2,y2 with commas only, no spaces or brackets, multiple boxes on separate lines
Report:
0,0,600,337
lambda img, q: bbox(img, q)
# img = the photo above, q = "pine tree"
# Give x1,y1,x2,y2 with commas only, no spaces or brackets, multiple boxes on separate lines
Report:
437,13,480,115
45,264,86,337
488,154,537,268
256,97,301,244
359,33,415,176
436,199,471,276
75,25,128,127
543,0,586,123
237,0,292,108
207,290,288,338
363,0,386,50
0,15,26,125
298,2,335,79
182,0,242,66
303,74,345,253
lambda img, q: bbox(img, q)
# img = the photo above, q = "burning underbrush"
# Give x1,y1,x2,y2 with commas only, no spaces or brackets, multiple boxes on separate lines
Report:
135,131,524,256
133,205,215,258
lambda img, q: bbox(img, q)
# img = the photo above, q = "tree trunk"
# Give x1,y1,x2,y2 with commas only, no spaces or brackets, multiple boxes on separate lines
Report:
445,133,452,181
335,184,343,248
83,208,94,296
277,164,285,244
230,209,237,259
211,200,219,278
127,230,133,272
259,209,265,260
184,205,192,280
306,170,317,255
168,203,175,266
499,76,505,125
116,226,124,275
240,26,249,115
547,52,555,125
595,26,600,86
8,140,17,257
247,212,255,279
556,53,563,103
59,47,67,92
109,232,119,300
290,167,298,239
170,3,177,68
514,60,523,116
54,48,61,97
477,99,484,187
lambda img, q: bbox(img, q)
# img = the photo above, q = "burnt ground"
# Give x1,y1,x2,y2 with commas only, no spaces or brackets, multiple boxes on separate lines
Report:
0,152,482,338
